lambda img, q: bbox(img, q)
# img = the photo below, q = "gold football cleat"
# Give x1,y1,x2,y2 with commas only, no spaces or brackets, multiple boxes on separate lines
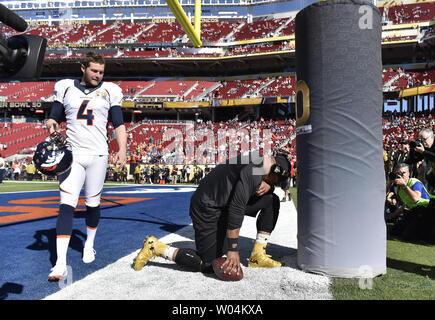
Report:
133,235,167,271
248,242,284,268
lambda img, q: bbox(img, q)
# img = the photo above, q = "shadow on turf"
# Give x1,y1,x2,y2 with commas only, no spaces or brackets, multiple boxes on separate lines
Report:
26,228,87,266
387,258,435,280
0,282,23,300
386,233,435,280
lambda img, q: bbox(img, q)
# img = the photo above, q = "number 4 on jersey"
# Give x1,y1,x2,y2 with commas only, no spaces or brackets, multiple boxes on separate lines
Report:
77,100,94,125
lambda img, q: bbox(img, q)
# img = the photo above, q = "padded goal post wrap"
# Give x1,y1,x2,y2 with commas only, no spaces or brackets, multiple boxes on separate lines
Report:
295,0,386,278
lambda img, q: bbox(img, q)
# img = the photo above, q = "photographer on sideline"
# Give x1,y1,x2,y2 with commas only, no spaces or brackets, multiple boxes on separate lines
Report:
406,128,435,193
386,163,435,242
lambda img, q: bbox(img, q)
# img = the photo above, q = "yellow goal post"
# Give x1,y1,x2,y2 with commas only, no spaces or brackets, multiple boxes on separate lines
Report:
165,0,202,48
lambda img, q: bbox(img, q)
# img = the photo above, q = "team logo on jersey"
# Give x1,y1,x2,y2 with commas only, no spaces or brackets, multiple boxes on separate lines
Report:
95,89,109,102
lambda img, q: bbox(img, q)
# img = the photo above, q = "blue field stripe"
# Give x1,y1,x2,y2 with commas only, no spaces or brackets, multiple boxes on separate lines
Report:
0,185,196,300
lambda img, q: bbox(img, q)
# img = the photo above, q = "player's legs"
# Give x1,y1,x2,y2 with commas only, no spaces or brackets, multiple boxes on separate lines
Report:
280,177,291,202
83,155,107,207
246,193,280,233
192,215,227,264
82,155,108,263
59,157,87,207
245,193,283,267
49,160,86,281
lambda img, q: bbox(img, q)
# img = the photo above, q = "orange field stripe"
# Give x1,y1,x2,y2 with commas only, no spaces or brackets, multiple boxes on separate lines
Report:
0,206,59,224
0,196,154,225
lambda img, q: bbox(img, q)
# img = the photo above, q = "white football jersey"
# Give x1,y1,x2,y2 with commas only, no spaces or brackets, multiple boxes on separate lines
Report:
54,79,123,155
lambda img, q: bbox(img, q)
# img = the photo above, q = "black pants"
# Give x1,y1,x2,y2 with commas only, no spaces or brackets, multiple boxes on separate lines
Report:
390,206,435,242
190,193,280,263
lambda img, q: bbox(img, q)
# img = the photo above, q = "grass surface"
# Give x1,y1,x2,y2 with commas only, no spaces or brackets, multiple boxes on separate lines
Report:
0,181,60,192
0,180,140,193
332,238,435,300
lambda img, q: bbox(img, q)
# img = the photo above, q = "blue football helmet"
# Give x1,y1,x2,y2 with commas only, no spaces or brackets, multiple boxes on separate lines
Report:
33,132,73,176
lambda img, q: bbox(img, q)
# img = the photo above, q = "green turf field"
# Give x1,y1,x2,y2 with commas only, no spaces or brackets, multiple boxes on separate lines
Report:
1,183,434,299
0,181,60,192
0,180,131,192
332,238,435,300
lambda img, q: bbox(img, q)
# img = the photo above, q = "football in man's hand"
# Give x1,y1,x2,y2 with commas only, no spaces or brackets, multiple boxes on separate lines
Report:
212,257,243,281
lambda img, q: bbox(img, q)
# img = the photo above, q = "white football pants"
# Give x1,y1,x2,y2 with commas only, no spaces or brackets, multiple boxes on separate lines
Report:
58,154,108,208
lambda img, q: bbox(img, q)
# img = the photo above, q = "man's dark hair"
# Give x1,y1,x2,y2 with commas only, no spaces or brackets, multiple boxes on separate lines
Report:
81,51,105,68
272,154,291,178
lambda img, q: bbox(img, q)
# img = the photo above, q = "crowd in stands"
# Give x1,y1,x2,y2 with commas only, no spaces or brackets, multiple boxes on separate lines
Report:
225,40,294,56
0,118,295,185
110,118,295,166
383,112,434,173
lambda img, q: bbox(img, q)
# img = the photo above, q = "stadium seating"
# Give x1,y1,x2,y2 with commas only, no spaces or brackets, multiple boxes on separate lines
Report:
0,76,299,102
383,69,435,91
201,20,243,42
107,119,296,164
380,2,434,24
231,18,288,41
0,123,48,157
0,1,431,63
0,68,432,103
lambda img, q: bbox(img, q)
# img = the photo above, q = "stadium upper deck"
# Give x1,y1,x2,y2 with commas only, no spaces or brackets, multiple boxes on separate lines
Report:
2,0,308,22
0,0,432,66
0,0,433,113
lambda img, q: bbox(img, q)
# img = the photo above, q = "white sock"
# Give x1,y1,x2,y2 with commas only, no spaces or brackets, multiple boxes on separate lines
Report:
55,236,70,266
84,227,97,249
255,233,270,245
163,246,177,261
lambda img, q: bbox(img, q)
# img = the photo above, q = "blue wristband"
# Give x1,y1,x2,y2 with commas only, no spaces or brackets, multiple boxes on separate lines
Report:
227,237,239,251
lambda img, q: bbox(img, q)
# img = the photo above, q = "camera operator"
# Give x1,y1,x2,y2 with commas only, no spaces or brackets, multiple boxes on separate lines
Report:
406,128,435,192
386,163,435,242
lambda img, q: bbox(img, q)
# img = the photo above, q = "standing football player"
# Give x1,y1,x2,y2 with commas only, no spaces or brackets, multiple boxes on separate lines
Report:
46,52,127,281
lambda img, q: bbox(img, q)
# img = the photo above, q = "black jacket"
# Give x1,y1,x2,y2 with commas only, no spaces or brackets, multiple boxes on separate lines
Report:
406,143,435,167
191,152,270,230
